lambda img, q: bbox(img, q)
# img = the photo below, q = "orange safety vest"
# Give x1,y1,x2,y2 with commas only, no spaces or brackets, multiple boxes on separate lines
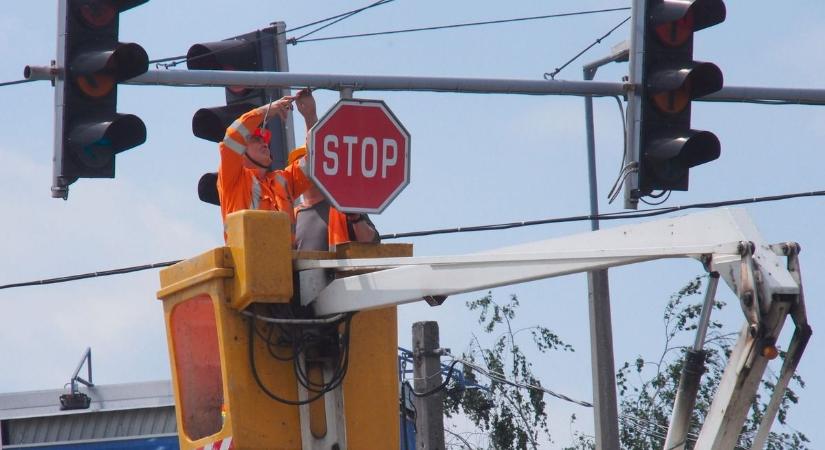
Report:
287,147,351,248
218,107,312,239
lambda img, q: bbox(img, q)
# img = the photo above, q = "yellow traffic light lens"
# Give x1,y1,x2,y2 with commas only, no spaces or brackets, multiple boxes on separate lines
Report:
75,73,115,98
655,10,695,47
651,80,691,114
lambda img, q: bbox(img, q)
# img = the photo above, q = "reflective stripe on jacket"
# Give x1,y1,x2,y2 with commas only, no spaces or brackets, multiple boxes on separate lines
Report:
217,107,312,239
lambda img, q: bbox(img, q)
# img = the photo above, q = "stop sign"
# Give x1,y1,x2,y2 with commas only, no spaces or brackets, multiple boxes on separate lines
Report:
307,99,411,214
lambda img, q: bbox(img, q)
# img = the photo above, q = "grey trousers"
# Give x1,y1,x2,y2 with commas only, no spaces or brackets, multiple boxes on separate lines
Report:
295,201,331,251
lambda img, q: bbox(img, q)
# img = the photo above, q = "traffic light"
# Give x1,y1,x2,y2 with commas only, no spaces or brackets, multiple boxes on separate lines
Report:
188,24,292,205
187,25,292,161
53,0,150,199
634,0,725,198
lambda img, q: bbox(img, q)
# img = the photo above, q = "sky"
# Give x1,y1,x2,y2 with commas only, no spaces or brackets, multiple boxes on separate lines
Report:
1,0,824,447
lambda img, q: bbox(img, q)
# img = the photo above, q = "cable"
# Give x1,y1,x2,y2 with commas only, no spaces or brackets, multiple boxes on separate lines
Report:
544,15,631,80
152,0,396,69
292,7,631,44
407,360,461,397
1,189,823,291
607,95,631,204
247,316,329,405
288,0,395,44
246,312,354,405
456,357,593,407
640,190,672,205
241,309,346,325
0,79,35,88
444,428,476,449
0,260,180,290
378,189,825,240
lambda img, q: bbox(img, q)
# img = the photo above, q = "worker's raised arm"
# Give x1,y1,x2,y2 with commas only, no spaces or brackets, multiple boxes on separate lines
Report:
218,98,293,186
282,147,313,201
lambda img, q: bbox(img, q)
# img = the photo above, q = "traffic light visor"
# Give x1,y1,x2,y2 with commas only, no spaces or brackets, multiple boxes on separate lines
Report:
68,113,146,168
648,62,722,113
186,40,258,71
651,0,726,32
73,0,150,28
71,42,148,86
648,129,720,168
192,103,257,143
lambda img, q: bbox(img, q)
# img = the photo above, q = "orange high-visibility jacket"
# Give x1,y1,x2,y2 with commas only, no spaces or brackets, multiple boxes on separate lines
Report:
217,107,311,233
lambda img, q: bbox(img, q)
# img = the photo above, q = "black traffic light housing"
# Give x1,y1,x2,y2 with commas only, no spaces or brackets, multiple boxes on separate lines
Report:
636,0,725,197
188,25,291,206
53,0,150,199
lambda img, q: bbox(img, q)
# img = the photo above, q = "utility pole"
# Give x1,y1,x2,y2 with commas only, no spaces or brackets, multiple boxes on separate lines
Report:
412,321,446,450
582,41,628,450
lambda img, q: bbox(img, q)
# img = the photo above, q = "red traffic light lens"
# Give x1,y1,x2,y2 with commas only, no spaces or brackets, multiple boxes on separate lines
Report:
220,64,251,96
655,9,694,47
78,0,117,28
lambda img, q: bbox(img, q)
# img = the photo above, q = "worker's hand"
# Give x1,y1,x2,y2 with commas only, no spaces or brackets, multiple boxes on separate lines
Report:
264,97,294,121
294,88,318,128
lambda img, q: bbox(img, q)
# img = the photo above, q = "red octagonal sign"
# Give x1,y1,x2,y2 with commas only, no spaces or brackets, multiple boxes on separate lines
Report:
308,99,411,214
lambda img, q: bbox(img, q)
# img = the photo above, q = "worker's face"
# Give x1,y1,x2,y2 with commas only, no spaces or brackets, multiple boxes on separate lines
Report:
246,137,272,168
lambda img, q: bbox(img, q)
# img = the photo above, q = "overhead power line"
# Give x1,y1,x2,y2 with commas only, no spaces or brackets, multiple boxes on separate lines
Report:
1,189,822,291
544,15,631,80
380,189,825,239
0,79,35,88
0,260,180,291
150,0,396,68
290,7,632,44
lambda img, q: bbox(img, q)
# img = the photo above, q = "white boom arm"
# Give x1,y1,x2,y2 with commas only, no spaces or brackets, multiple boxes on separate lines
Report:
296,208,808,450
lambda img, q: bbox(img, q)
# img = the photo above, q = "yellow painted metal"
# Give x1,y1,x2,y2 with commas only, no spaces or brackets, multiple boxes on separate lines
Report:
156,216,413,449
225,210,293,310
307,362,328,439
335,242,413,449
157,212,302,450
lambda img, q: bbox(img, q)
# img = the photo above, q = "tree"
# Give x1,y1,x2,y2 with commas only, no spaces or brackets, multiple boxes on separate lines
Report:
443,292,575,449
445,275,807,449
571,275,808,449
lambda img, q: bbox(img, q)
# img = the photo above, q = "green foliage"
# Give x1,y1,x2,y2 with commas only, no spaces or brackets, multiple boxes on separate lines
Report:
443,292,574,449
568,275,808,450
449,277,808,450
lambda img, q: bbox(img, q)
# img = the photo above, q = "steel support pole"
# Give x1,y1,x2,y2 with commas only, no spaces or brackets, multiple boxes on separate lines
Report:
583,62,620,450
624,0,646,210
23,65,825,103
412,322,446,450
587,269,619,450
663,273,719,450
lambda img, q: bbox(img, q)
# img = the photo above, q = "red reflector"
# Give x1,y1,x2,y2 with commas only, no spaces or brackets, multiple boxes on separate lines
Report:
655,9,695,47
762,345,779,360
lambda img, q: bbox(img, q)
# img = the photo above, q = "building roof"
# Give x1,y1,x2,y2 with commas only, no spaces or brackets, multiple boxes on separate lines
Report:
0,380,174,421
0,381,177,447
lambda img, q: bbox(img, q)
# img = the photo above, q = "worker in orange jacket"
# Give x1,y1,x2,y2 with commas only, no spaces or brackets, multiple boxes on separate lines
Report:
217,96,312,237
291,90,380,251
